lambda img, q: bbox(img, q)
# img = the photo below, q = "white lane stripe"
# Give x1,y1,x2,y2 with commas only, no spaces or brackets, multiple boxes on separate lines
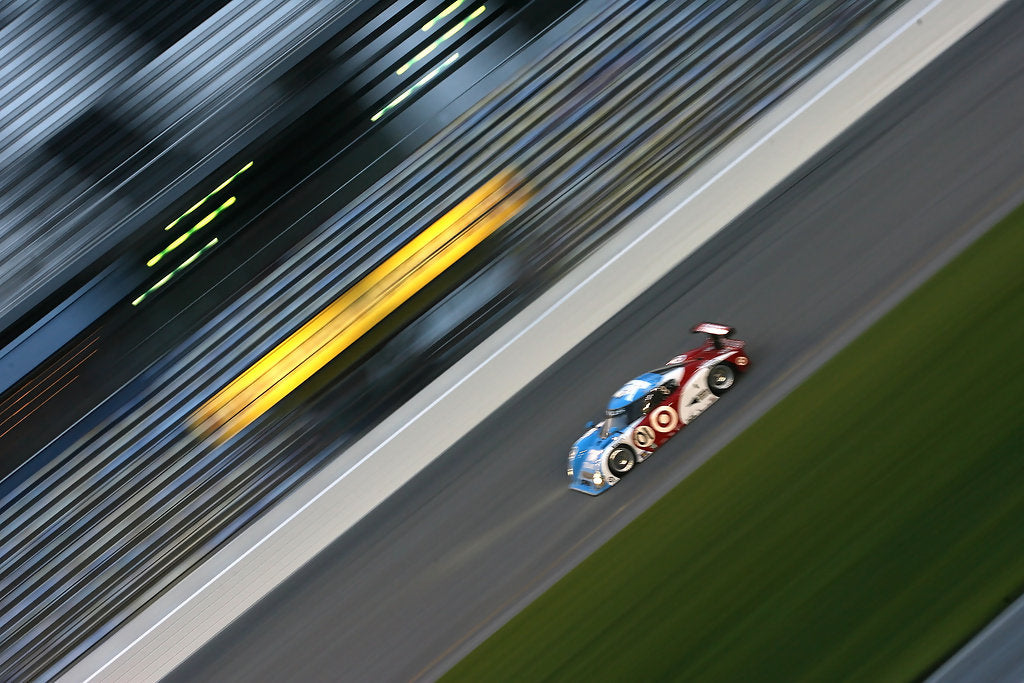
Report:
83,0,972,677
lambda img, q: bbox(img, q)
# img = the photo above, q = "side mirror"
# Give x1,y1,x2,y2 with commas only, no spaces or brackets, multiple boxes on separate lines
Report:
584,421,596,430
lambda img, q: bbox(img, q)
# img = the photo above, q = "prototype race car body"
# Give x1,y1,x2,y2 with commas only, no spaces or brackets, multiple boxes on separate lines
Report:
567,323,749,495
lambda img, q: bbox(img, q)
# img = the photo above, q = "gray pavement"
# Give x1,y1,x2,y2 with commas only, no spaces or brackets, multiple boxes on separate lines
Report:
164,1,1024,681
929,594,1024,683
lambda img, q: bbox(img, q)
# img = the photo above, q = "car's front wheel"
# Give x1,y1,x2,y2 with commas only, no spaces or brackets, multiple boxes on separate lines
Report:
608,446,636,475
708,364,735,396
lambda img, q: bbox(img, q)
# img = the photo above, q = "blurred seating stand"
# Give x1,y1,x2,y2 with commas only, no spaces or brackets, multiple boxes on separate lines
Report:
0,0,357,331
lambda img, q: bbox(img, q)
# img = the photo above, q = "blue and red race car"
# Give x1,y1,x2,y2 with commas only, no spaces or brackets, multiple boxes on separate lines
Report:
567,323,750,495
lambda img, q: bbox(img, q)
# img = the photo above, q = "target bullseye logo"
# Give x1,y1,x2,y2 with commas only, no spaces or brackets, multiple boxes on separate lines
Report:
649,405,679,433
633,425,656,448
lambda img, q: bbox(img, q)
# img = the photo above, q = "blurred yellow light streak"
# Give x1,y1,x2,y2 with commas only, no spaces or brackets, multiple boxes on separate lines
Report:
192,170,530,442
422,0,464,32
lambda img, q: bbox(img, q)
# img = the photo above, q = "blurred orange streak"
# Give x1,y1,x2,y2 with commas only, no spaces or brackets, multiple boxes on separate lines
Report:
0,335,97,440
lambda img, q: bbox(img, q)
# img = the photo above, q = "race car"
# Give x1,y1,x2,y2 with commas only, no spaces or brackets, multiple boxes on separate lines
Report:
567,323,749,495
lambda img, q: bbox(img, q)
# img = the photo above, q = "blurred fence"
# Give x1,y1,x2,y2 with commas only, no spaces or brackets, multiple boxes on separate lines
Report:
0,0,357,328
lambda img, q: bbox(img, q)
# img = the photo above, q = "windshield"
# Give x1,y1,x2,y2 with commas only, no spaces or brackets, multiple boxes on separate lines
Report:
600,411,628,439
601,398,646,438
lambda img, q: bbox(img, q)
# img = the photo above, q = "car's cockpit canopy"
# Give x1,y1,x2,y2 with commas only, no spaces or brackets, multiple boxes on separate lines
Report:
601,400,644,438
600,409,625,439
600,371,680,438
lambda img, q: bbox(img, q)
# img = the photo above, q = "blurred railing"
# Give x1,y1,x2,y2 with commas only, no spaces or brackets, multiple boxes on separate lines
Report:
0,0,358,330
0,0,904,679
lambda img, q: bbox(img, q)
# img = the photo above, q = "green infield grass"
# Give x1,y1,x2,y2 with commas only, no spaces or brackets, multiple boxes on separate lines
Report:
445,206,1024,682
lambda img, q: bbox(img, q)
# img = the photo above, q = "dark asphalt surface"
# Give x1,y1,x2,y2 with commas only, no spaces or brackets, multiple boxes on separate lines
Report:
170,3,1024,681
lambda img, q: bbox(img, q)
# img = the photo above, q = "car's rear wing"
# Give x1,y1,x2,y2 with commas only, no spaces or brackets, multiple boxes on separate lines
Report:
691,322,734,337
691,322,734,349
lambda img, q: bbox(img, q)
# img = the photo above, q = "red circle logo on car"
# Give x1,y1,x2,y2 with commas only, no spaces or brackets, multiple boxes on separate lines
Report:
633,426,656,449
650,406,679,433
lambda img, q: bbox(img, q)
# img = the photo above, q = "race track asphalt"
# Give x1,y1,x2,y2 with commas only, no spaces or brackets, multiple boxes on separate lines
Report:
168,2,1024,681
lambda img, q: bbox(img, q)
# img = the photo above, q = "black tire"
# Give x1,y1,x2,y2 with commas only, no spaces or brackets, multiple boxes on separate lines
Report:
707,364,735,396
608,446,636,475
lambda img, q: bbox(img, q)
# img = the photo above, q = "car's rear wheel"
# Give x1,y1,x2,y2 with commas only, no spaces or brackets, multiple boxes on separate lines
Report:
708,364,735,396
608,446,636,475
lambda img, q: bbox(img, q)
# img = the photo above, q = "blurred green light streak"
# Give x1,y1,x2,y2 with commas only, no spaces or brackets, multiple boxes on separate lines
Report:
132,238,219,306
398,6,484,75
373,52,460,122
164,161,252,231
148,196,235,267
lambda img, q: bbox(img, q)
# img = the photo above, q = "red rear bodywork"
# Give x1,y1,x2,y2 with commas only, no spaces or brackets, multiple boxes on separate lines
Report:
630,325,749,453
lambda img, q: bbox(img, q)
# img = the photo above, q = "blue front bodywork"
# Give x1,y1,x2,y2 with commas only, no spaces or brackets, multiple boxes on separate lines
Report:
567,425,618,495
568,372,666,495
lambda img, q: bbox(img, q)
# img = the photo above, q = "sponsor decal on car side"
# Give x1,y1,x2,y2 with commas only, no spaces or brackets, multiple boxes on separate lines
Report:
633,425,656,449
